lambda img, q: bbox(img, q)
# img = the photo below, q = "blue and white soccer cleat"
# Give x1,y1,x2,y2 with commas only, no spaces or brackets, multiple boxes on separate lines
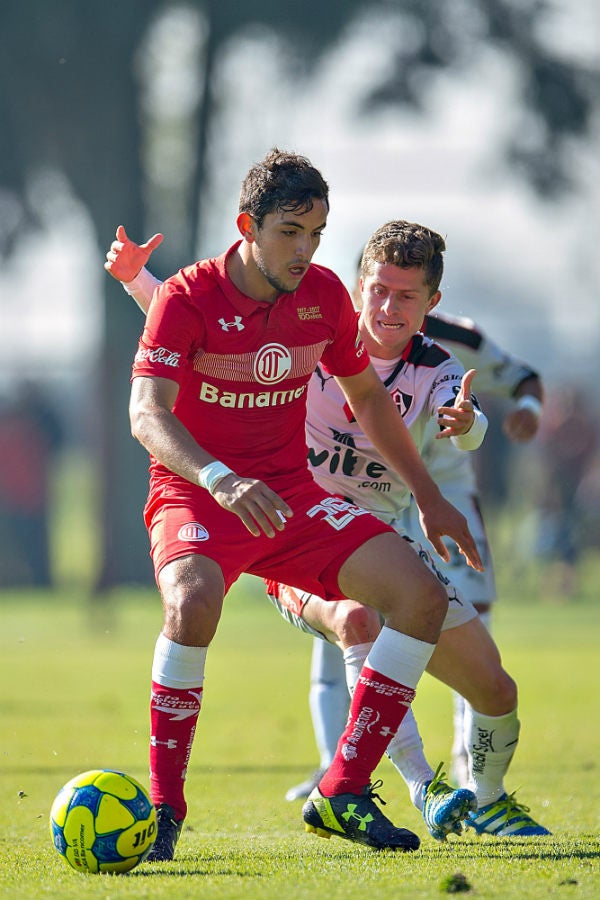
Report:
465,791,551,837
422,763,477,841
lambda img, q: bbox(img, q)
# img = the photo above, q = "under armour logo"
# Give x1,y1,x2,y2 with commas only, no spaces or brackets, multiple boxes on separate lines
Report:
342,804,374,831
218,316,244,332
150,737,178,749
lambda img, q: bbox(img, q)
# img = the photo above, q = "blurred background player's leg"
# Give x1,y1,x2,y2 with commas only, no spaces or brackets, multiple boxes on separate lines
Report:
285,638,348,801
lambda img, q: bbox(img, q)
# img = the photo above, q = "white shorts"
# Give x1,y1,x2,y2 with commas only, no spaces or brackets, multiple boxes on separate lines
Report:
400,491,497,607
265,534,478,640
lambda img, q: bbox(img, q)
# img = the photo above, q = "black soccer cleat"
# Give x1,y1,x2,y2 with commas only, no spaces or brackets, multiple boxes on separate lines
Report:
145,803,183,862
302,780,420,851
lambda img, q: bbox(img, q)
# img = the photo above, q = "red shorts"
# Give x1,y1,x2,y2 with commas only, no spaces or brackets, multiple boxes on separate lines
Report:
144,477,393,601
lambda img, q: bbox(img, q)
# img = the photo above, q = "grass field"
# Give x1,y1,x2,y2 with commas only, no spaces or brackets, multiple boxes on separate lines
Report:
1,575,599,899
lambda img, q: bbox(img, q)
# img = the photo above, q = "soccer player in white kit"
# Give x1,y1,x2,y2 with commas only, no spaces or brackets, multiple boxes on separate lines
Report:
278,243,545,838
286,311,543,800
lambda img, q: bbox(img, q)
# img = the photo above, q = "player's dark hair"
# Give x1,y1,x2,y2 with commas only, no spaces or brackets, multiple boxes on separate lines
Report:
360,220,446,294
239,148,329,228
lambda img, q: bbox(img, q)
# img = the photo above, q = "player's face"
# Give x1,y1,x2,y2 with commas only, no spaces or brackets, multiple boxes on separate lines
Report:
358,263,440,360
251,202,328,296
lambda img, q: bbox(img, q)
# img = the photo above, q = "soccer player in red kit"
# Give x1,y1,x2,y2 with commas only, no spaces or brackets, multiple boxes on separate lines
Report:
109,149,481,860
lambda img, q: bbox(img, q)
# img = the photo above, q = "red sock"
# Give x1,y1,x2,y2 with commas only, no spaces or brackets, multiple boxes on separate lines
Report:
149,681,203,821
318,666,415,796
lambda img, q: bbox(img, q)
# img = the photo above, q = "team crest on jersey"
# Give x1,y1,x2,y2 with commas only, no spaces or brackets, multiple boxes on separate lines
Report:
389,388,413,416
253,343,293,384
177,522,209,542
218,316,244,332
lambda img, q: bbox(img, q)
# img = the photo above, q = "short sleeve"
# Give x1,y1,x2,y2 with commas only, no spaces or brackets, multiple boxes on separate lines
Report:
132,276,204,384
319,286,370,378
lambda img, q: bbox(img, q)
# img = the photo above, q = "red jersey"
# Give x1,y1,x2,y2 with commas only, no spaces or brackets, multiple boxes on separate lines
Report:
132,242,369,495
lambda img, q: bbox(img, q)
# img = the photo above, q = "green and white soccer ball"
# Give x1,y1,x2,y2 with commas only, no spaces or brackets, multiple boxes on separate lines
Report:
49,769,157,874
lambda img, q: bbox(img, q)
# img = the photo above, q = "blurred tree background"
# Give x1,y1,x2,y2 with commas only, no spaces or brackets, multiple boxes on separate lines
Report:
0,0,598,588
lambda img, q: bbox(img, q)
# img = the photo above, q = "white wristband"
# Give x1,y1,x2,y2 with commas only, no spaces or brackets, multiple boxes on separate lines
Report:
198,460,234,495
122,267,161,297
515,395,542,418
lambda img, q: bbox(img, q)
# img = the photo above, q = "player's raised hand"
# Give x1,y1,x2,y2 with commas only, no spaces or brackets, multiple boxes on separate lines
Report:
436,368,477,439
104,225,164,283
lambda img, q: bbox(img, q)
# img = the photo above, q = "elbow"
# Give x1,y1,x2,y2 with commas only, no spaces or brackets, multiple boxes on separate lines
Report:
129,401,149,445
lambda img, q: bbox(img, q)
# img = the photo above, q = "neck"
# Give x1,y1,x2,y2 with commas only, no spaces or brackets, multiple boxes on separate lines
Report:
226,244,278,304
361,333,409,361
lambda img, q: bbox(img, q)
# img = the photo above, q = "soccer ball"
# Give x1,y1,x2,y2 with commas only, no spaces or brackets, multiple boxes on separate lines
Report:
49,769,157,874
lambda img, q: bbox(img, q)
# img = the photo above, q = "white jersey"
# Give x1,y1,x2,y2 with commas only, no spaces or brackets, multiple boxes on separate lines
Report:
305,329,486,524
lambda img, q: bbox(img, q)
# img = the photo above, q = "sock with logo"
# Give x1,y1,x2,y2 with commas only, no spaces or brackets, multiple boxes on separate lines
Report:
453,609,493,784
318,626,435,797
467,707,520,805
149,633,207,821
341,641,434,808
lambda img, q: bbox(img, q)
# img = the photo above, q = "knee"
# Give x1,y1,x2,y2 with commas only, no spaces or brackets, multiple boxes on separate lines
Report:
162,578,206,621
158,559,223,645
476,668,518,716
334,601,382,648
417,574,448,627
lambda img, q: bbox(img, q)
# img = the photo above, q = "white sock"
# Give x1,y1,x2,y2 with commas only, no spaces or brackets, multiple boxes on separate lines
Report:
468,707,520,805
365,625,436,688
453,610,493,771
309,639,349,769
385,707,434,810
152,633,207,689
342,642,372,696
452,692,467,760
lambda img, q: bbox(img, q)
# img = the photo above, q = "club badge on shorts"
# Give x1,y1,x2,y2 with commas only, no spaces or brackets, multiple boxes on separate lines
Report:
177,523,209,542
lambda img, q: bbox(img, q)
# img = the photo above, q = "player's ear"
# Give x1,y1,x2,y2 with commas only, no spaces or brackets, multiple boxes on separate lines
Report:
426,290,441,313
237,212,255,242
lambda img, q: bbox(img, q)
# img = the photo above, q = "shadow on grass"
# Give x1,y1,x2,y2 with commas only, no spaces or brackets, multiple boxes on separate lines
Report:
125,836,600,877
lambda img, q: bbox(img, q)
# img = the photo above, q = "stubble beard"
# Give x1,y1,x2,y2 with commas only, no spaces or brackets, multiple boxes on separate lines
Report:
255,256,297,295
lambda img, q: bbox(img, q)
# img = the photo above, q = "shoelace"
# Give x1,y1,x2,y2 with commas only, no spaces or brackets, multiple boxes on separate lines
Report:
427,761,448,795
156,807,179,828
366,779,386,806
496,790,531,822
